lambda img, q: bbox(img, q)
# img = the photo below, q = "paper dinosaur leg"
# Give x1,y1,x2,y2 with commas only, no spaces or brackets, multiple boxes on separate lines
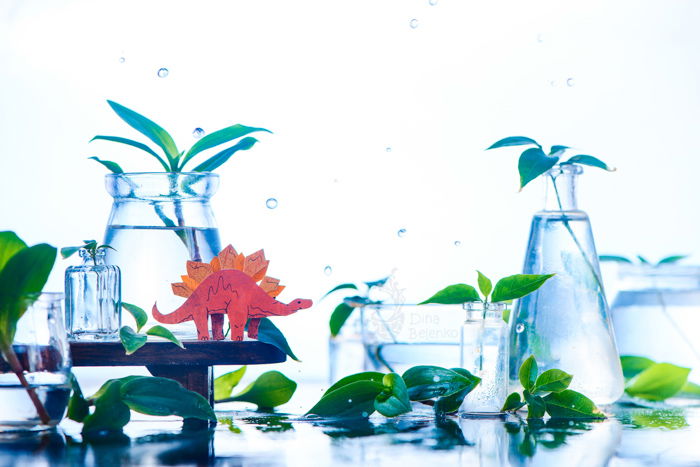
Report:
227,308,247,341
211,314,225,340
248,318,261,339
192,308,210,341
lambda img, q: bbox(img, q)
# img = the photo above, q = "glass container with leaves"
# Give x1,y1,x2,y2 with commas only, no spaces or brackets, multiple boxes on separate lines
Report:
63,240,121,340
488,137,624,405
89,101,270,334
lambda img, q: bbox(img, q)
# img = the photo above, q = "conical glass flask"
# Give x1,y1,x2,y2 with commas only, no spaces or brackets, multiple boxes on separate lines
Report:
509,164,624,405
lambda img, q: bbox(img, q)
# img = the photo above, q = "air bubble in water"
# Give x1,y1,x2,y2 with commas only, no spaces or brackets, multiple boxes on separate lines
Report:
409,19,419,29
324,266,333,276
193,128,205,139
157,67,169,78
266,198,278,209
398,229,407,238
566,78,575,87
516,323,525,333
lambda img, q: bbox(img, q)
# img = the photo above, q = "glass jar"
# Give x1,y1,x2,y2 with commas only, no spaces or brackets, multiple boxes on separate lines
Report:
459,302,509,416
611,264,700,382
65,248,121,340
103,172,221,336
509,165,624,405
0,293,71,431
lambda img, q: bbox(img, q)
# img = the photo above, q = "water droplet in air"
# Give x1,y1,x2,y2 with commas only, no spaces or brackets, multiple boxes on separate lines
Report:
348,399,353,404
566,77,575,87
324,266,333,276
119,57,126,63
454,240,461,247
157,67,169,78
516,323,525,333
266,198,278,209
361,411,369,417
429,0,438,5
409,19,419,29
386,147,392,152
193,128,205,139
432,375,441,382
537,34,544,43
397,229,407,238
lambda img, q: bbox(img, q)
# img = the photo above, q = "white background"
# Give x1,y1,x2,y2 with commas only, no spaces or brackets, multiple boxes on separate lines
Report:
1,0,699,385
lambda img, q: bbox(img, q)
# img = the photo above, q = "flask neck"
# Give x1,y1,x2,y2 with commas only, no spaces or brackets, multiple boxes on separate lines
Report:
543,165,582,212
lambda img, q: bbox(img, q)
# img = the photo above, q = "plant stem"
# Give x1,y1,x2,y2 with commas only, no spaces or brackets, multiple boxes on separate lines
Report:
2,347,51,425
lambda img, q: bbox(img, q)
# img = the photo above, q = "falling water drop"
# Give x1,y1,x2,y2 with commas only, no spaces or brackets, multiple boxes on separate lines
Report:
516,323,525,333
119,57,126,63
429,0,438,5
266,198,278,209
348,399,353,404
409,19,419,29
566,77,575,87
397,229,407,238
361,411,369,418
157,67,169,78
385,147,392,152
192,128,205,139
324,266,333,276
454,240,461,247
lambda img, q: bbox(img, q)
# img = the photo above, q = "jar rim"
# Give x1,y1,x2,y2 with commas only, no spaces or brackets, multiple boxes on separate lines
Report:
105,171,219,178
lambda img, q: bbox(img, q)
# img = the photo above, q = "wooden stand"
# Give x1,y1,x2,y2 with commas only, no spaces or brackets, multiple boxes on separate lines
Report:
70,340,286,428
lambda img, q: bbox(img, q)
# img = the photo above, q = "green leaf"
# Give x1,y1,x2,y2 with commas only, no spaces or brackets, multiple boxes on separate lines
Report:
501,392,526,412
191,137,259,172
563,155,615,171
67,373,90,423
106,100,180,167
180,124,271,170
323,372,385,398
307,380,384,418
549,145,569,156
329,303,354,337
88,156,124,173
434,368,481,414
146,325,185,349
322,283,359,299
625,363,690,401
214,367,247,401
90,135,170,171
119,326,147,355
523,390,546,419
121,302,148,332
620,355,656,379
0,231,27,273
60,246,82,259
121,376,216,420
219,371,297,409
374,373,412,417
82,380,131,434
89,375,144,401
518,147,558,190
486,136,540,150
657,255,687,266
543,389,605,419
599,255,633,263
519,356,538,392
533,369,572,394
401,366,473,401
491,274,555,303
256,317,300,361
637,255,650,264
476,271,492,299
418,284,481,305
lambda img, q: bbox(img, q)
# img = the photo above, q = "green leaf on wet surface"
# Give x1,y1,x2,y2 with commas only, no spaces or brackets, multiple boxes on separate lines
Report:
323,372,385,398
434,368,481,414
374,373,412,417
121,376,216,420
625,363,690,401
218,371,297,410
307,380,385,418
402,366,475,401
543,390,605,419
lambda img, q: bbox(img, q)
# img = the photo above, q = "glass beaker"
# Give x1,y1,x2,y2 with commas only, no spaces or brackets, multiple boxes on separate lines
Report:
509,164,624,405
103,172,221,336
0,293,71,431
611,264,700,382
459,302,509,416
65,248,121,340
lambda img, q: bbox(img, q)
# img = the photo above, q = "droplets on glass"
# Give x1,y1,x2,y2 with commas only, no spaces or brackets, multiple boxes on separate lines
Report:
397,229,407,238
516,323,525,333
432,375,441,382
324,266,333,276
409,19,419,29
193,128,205,139
266,198,278,209
157,67,169,78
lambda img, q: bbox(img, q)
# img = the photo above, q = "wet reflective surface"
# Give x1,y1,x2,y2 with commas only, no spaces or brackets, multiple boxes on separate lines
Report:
2,403,700,466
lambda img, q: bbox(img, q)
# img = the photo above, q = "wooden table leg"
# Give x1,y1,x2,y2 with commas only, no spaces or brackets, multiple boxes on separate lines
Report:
146,364,215,429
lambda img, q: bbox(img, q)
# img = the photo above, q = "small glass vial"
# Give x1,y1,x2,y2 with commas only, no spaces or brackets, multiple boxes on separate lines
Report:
459,302,509,417
65,248,121,340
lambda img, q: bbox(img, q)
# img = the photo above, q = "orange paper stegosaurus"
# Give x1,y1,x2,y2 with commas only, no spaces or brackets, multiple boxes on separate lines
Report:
152,245,312,341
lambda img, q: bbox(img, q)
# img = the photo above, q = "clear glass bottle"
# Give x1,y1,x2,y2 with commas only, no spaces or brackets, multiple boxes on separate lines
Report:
103,172,221,336
65,248,121,340
509,164,624,405
459,302,509,416
0,293,71,431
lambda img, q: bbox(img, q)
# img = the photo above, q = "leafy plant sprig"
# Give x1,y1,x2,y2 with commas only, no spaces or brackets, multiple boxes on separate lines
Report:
119,303,184,355
0,231,57,425
61,239,116,266
620,355,700,401
214,366,297,410
89,100,271,173
600,255,688,267
502,355,605,419
322,276,389,337
307,365,481,419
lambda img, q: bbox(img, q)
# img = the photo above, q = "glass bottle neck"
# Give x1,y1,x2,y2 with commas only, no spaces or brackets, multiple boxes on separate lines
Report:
543,165,582,212
463,302,508,321
79,249,105,265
